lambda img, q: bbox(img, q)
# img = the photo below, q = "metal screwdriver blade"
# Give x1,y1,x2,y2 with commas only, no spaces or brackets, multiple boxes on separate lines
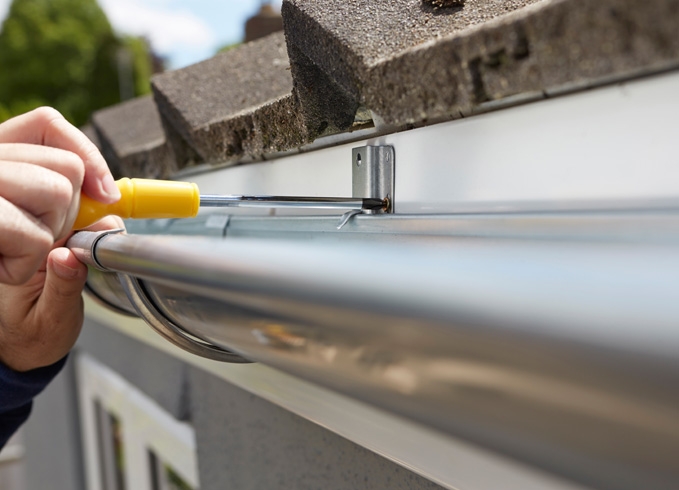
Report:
199,195,386,211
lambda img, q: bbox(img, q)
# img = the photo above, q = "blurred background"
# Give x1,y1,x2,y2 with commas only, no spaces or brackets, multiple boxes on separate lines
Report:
0,0,283,126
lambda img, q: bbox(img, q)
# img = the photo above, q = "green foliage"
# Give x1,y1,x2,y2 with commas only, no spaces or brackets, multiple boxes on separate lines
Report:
124,36,153,96
0,0,153,126
217,42,241,54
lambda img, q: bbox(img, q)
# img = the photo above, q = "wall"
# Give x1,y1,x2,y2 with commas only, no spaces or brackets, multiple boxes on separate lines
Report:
22,318,445,490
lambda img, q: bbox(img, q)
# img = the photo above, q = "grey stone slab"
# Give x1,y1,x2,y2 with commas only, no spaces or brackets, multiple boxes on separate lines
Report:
283,0,679,127
189,367,446,490
91,95,173,178
152,32,309,168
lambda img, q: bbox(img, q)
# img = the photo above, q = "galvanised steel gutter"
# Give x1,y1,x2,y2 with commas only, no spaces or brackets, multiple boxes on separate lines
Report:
71,69,679,490
68,224,679,490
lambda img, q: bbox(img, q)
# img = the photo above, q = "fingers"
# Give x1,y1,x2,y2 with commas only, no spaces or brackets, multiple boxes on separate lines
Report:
0,161,78,239
0,143,85,236
0,107,120,204
0,247,86,371
0,197,54,285
85,215,126,232
0,143,84,190
0,138,99,284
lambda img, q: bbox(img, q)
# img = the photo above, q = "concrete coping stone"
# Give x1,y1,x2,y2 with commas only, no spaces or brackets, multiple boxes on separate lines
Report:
283,0,679,127
151,31,310,170
91,95,172,178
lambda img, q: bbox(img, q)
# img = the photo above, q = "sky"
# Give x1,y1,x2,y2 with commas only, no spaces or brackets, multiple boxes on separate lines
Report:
0,0,283,69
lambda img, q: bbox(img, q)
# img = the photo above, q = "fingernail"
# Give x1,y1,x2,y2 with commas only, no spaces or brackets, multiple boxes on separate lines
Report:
52,260,80,279
101,174,121,202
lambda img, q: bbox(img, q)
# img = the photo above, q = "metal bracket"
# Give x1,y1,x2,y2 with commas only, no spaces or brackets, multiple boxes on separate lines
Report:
338,145,394,229
352,145,395,214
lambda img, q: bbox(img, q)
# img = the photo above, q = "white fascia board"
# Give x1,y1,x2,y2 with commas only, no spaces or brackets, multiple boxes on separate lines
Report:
187,70,679,215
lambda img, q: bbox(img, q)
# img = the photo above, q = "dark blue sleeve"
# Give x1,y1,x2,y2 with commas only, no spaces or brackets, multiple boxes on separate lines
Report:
0,357,66,449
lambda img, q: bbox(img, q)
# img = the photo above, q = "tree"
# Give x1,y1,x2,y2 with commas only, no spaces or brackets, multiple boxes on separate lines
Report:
0,0,153,126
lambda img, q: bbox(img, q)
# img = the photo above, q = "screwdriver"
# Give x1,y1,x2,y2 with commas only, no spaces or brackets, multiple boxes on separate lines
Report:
73,178,388,229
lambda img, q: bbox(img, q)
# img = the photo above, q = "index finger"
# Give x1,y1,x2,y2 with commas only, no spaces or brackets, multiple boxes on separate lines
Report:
0,107,121,204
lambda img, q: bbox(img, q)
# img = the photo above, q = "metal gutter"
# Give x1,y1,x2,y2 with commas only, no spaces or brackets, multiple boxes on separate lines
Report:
82,296,587,490
73,70,679,490
70,227,679,490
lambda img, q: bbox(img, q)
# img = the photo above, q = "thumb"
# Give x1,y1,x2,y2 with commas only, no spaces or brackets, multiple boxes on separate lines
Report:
0,247,88,372
45,247,88,296
36,247,88,340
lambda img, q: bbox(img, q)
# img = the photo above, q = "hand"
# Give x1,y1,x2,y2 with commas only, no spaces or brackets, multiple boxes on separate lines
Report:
0,108,123,372
0,216,125,372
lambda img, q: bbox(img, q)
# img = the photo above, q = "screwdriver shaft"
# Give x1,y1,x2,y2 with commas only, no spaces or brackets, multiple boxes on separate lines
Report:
199,195,387,211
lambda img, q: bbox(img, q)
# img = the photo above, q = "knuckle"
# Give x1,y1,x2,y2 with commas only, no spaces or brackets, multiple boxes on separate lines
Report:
32,106,64,126
31,106,63,123
82,145,102,168
0,201,54,285
49,174,75,208
31,172,74,235
61,150,85,187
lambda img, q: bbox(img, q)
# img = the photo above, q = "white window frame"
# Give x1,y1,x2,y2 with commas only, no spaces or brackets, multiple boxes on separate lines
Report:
76,353,200,490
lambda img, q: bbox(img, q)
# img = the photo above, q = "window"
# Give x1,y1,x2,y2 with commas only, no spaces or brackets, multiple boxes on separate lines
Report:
149,450,196,490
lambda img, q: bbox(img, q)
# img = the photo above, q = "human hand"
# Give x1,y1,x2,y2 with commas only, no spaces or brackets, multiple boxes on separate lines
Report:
0,107,123,371
0,107,121,285
0,216,125,372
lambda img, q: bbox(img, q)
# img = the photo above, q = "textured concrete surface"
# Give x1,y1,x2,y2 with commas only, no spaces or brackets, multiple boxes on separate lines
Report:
189,367,446,490
282,0,541,128
91,95,172,178
284,0,679,127
152,32,308,168
83,0,679,172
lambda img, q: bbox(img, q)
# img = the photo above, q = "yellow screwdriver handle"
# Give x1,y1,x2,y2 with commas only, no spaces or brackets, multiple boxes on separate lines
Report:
73,178,201,230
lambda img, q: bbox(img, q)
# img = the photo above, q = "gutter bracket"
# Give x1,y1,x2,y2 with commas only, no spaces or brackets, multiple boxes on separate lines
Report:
338,145,394,229
352,145,395,214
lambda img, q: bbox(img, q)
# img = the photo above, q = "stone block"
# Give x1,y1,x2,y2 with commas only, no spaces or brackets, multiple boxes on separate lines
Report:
283,0,679,127
152,32,309,169
91,95,172,178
